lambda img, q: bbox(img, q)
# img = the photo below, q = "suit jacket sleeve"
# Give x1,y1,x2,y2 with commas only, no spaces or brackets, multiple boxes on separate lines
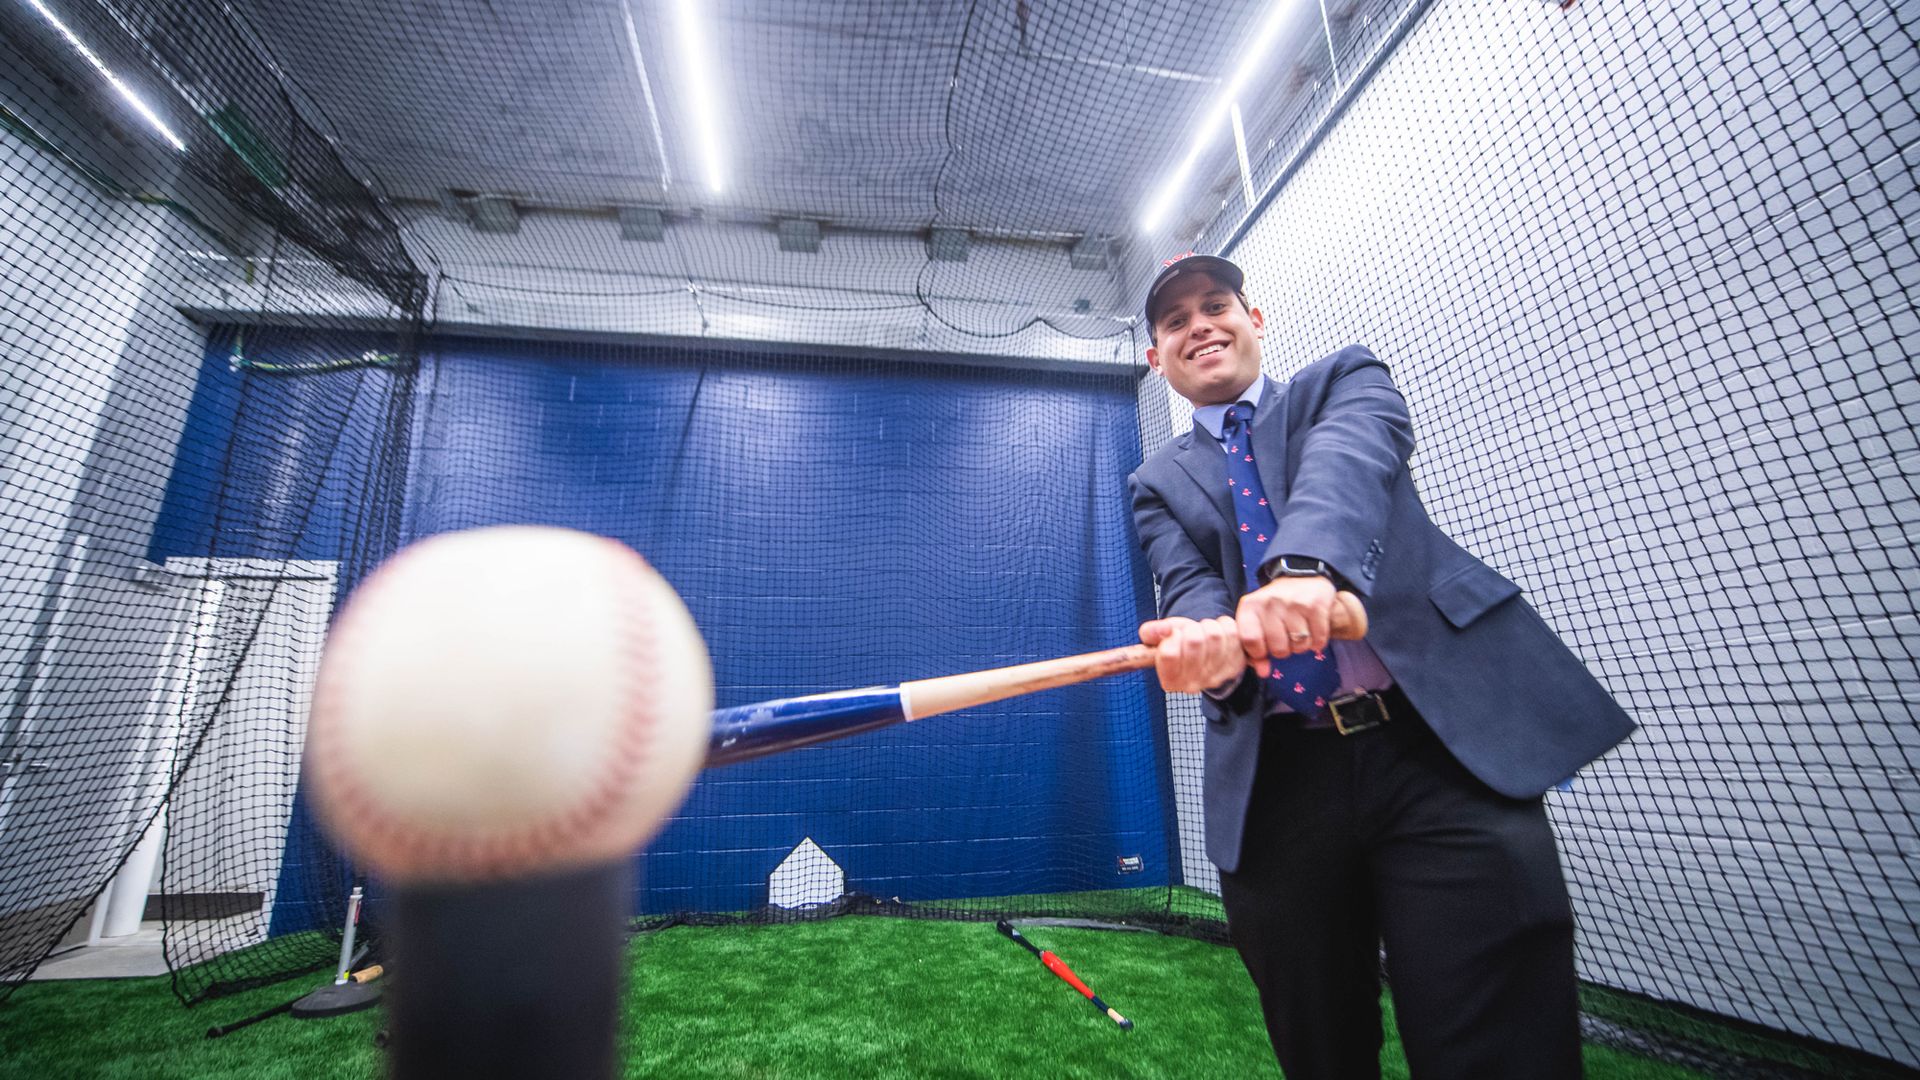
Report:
1265,346,1416,593
1129,470,1262,711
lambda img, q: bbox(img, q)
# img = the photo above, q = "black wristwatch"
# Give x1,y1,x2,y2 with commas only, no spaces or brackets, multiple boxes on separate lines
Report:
1269,555,1334,581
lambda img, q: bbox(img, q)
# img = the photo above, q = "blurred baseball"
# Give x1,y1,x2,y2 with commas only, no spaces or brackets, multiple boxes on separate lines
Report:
306,526,713,883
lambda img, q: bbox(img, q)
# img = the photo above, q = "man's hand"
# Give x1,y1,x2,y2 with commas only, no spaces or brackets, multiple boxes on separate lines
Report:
1138,615,1245,694
1237,575,1337,676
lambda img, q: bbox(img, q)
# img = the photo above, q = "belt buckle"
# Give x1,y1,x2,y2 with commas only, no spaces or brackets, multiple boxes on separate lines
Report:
1329,691,1386,736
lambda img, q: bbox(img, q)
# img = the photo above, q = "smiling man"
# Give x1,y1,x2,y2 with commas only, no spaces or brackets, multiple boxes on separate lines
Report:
1128,254,1633,1079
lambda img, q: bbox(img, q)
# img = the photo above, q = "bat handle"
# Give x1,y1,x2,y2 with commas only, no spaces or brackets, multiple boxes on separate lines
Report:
1128,588,1374,657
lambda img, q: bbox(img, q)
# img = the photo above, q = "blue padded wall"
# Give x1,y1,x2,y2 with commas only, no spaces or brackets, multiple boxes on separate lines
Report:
151,329,1174,926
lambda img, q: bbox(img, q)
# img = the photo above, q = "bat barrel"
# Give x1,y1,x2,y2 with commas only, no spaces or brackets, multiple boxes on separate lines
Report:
706,687,906,767
997,919,1044,957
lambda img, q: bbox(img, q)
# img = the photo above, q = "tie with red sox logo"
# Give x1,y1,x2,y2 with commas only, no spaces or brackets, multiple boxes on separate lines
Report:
1221,402,1340,719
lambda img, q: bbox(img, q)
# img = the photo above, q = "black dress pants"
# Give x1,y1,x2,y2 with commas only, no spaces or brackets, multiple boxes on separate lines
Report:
1216,697,1582,1080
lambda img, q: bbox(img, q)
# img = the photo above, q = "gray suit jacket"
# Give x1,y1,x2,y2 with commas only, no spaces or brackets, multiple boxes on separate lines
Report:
1129,345,1634,872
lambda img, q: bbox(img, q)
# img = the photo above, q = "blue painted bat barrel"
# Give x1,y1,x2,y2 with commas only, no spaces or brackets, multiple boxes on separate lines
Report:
705,687,907,767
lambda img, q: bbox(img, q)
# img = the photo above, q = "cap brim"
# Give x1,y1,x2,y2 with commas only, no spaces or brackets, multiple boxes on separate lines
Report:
1144,256,1246,328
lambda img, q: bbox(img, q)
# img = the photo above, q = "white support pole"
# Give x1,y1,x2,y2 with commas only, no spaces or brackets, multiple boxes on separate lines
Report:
333,886,364,984
102,805,165,938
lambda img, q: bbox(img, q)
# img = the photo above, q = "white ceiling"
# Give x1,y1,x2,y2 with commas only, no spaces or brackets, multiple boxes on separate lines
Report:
231,0,1396,241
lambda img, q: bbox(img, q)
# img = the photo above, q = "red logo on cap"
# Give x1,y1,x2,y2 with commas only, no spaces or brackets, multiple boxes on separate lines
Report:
1161,252,1197,267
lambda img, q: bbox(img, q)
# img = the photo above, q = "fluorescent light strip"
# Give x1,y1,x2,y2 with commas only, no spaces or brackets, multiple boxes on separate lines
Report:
672,0,726,194
1139,0,1298,234
24,0,187,152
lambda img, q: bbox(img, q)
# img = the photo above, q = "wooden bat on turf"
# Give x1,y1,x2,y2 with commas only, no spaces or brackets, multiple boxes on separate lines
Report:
705,591,1366,767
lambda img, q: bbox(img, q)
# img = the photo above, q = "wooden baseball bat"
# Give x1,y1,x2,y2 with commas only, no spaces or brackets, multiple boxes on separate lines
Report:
706,591,1365,767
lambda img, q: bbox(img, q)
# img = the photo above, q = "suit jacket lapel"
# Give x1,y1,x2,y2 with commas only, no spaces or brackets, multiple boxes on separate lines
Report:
1250,376,1290,507
1172,427,1234,525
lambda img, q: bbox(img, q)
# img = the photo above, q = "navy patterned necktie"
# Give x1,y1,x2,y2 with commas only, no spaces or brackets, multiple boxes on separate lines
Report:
1221,402,1340,718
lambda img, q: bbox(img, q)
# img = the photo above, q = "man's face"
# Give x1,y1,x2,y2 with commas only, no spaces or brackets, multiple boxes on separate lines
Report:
1145,272,1265,406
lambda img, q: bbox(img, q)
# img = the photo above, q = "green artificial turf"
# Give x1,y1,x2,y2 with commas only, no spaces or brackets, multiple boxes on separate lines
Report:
2,918,1714,1079
0,966,384,1080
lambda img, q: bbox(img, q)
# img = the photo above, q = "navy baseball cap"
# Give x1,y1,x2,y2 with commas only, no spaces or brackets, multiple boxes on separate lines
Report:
1143,253,1246,336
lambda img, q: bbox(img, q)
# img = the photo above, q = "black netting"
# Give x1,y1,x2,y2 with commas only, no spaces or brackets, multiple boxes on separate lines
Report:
1198,1,1919,1070
0,0,421,1004
0,0,1913,1073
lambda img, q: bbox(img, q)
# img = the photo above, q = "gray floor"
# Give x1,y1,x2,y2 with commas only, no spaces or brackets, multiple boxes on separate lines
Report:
28,920,169,980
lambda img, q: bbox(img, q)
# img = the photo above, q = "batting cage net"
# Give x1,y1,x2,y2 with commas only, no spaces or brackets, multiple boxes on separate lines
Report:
0,0,1914,1074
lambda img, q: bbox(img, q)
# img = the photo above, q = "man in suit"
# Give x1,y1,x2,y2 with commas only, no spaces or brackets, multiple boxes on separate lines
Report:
1129,254,1634,1079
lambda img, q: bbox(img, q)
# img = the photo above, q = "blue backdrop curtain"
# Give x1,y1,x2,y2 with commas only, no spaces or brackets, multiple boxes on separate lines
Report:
150,328,1174,930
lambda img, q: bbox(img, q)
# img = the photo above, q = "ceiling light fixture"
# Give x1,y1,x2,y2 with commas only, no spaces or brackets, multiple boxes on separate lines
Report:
23,0,187,153
673,0,726,194
1138,0,1298,234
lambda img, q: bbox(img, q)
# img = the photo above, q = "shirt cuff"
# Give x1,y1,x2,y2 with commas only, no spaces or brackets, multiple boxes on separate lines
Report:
1201,670,1259,710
